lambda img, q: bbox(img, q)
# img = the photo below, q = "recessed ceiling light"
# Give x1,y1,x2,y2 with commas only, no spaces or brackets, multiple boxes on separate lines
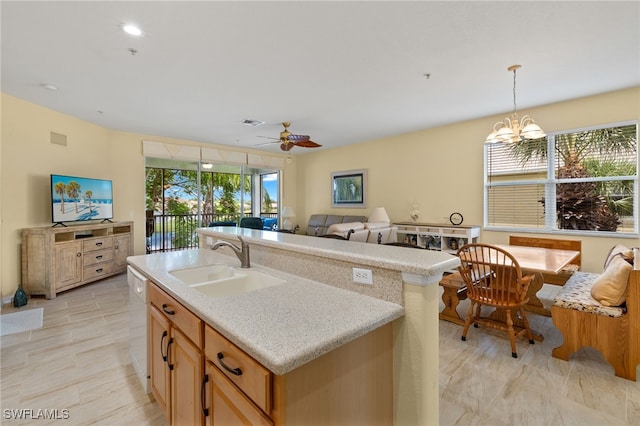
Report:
241,119,265,127
122,24,142,36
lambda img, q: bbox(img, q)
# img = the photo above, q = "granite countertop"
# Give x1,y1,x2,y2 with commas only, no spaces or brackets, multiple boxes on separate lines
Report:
127,249,405,375
198,226,461,277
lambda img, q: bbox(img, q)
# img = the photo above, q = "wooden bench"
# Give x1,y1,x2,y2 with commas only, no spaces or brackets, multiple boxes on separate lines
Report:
509,236,581,285
439,272,467,325
551,252,639,381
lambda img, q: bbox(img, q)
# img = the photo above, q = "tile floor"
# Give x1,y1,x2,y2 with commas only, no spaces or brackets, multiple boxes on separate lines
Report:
1,273,638,425
0,275,166,426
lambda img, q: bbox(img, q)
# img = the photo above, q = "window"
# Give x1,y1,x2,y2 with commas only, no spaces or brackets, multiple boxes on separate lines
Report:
145,158,280,252
485,122,638,235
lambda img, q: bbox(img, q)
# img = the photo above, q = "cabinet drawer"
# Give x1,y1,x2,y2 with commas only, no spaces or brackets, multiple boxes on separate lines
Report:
207,362,273,426
83,262,113,281
149,282,202,347
205,325,272,414
82,248,113,266
83,237,113,253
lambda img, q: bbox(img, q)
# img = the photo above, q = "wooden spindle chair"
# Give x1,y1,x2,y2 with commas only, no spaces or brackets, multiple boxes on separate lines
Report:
457,243,535,358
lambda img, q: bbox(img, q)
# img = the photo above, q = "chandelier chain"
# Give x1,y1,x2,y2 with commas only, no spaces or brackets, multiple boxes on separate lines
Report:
512,67,517,114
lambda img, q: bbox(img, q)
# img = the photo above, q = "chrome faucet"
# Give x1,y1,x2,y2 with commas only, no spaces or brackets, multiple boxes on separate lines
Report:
210,235,250,268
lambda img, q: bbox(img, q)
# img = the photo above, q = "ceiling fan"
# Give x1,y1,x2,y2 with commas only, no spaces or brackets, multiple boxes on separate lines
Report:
257,122,322,151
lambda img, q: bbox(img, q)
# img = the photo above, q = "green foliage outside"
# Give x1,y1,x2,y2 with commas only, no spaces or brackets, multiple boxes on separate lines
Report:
507,125,637,231
145,167,258,249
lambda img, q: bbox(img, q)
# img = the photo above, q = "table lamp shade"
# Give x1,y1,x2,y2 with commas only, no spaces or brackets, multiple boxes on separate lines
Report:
281,206,295,230
369,207,390,223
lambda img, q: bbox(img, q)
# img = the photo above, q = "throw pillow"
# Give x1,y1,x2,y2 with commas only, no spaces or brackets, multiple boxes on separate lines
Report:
591,255,632,306
603,244,633,271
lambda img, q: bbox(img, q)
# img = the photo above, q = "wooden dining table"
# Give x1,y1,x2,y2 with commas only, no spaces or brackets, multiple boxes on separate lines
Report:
495,244,581,315
482,244,581,341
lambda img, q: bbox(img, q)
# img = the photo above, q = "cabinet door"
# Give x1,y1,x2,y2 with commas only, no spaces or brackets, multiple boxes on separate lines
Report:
149,305,171,421
171,327,204,426
205,362,272,426
113,234,131,271
53,240,82,289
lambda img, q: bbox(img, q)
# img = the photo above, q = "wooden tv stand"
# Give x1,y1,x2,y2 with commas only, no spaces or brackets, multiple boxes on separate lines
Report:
21,221,134,299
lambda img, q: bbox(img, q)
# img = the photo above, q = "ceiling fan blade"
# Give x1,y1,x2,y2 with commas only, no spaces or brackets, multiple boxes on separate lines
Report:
257,135,279,140
288,134,310,142
292,140,322,148
253,140,280,147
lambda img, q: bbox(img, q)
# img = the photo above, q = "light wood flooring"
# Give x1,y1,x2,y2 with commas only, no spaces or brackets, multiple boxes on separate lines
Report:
0,275,166,426
1,273,638,425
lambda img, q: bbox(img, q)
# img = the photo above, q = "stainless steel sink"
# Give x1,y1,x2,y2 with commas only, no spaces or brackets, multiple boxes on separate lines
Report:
169,265,286,297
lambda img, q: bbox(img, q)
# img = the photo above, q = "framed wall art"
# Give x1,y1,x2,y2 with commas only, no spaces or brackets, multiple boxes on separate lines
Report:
331,169,367,208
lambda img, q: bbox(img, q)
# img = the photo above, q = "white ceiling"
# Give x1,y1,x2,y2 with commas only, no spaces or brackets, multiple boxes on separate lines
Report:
2,1,639,154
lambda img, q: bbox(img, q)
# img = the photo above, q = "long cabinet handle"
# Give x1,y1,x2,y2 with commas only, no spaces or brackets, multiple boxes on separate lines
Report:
201,374,210,417
167,337,174,371
160,331,168,362
217,352,242,376
162,304,175,315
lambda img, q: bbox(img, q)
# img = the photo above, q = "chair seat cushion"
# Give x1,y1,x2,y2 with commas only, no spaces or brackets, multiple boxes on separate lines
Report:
553,272,625,318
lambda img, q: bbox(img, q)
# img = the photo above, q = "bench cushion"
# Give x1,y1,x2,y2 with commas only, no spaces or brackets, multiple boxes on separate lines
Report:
553,272,625,318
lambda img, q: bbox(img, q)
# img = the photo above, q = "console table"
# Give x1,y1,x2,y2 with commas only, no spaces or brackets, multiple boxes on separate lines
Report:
394,222,480,253
22,221,134,299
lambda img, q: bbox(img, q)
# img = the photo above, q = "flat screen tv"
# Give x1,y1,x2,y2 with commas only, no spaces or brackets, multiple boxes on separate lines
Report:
51,174,113,224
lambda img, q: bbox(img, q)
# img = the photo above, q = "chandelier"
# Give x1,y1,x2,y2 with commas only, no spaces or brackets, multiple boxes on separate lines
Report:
485,65,546,144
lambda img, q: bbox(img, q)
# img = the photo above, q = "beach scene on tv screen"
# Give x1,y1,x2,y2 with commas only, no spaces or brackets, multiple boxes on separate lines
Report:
52,176,113,222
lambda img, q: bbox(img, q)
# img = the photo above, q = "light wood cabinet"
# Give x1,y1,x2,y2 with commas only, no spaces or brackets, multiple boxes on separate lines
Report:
149,282,204,426
149,304,171,419
202,323,393,425
21,222,133,299
205,362,272,426
53,240,83,289
146,280,393,426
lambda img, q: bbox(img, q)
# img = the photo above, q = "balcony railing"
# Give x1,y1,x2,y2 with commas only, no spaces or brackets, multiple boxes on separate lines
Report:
146,212,278,253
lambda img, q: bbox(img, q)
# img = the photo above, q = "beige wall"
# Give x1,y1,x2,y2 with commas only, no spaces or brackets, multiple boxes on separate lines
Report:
2,88,639,300
0,94,296,300
297,87,640,272
1,94,112,300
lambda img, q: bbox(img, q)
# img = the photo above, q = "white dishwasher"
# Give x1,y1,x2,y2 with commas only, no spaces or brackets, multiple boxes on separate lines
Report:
127,266,150,393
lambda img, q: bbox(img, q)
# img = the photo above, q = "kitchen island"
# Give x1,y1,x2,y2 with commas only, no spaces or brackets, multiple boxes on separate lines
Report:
128,226,459,425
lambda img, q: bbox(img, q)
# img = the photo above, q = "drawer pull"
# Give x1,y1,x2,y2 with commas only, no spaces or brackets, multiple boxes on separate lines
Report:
76,253,81,257
162,304,175,316
96,242,103,247
96,255,103,260
96,268,103,273
217,352,242,376
161,331,168,361
201,374,210,417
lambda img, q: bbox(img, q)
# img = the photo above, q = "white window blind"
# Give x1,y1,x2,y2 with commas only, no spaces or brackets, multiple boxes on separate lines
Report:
485,122,638,235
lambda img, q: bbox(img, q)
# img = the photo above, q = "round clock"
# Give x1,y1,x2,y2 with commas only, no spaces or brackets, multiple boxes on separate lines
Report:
449,212,463,226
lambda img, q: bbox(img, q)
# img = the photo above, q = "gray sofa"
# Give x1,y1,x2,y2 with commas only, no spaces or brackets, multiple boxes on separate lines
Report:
306,214,397,244
306,214,367,236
